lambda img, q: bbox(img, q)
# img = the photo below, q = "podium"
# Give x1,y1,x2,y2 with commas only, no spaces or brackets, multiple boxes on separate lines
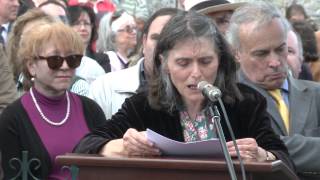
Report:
56,154,298,180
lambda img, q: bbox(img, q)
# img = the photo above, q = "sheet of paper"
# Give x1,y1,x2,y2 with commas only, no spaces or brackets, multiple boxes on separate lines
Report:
146,129,224,157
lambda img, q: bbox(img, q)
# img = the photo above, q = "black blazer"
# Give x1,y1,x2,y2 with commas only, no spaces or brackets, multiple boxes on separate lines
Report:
0,95,107,179
75,83,295,171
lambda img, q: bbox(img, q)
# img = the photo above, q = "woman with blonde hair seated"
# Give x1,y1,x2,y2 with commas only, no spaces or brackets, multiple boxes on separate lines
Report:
7,8,90,96
0,21,106,179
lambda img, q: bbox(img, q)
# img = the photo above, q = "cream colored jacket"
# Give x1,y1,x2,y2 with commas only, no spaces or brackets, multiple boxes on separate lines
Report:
88,59,143,119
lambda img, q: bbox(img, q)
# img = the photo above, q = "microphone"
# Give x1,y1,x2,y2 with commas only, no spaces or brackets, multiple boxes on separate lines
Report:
199,81,247,180
197,81,221,102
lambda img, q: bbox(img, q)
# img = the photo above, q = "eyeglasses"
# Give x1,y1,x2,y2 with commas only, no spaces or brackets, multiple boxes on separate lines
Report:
118,25,137,33
37,54,83,70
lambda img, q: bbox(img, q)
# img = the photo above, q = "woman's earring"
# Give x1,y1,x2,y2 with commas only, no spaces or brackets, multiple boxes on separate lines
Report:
31,74,35,82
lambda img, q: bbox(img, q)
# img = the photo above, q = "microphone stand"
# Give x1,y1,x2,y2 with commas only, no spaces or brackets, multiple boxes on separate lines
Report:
217,98,247,180
208,104,237,180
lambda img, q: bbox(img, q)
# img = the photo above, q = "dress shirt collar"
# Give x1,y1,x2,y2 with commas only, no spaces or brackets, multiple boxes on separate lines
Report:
281,79,289,93
1,23,10,42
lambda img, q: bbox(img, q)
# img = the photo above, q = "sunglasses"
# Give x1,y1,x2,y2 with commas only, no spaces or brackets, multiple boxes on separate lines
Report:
37,54,83,70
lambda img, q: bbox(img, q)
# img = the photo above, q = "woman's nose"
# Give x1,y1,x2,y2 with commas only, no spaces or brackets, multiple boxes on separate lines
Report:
191,63,201,78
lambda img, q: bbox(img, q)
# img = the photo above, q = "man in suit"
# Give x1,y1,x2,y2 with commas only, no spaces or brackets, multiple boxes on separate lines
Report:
0,0,19,46
227,2,320,179
0,44,17,114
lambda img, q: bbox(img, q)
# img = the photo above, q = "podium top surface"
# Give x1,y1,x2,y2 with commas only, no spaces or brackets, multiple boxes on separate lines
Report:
56,153,289,172
56,153,299,180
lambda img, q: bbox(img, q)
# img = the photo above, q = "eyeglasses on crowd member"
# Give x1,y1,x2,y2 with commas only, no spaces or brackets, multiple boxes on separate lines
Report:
74,10,295,172
68,4,110,74
96,10,137,72
88,8,180,119
7,8,90,96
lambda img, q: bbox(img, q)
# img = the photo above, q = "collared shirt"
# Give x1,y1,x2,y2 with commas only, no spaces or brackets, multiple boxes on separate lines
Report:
281,79,289,108
1,23,10,43
238,70,290,108
137,58,148,93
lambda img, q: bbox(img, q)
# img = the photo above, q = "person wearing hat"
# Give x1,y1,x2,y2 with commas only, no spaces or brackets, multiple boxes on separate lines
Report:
190,0,245,34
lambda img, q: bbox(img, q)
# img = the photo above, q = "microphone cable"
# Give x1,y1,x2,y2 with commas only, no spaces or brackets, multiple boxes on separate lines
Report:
217,98,247,180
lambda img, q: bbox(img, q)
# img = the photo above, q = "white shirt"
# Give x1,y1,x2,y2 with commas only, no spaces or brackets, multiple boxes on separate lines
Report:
75,56,105,84
1,23,10,43
106,51,129,72
88,59,143,119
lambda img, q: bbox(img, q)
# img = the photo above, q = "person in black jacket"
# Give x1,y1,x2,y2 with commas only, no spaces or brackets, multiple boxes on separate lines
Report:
74,10,295,171
0,21,106,179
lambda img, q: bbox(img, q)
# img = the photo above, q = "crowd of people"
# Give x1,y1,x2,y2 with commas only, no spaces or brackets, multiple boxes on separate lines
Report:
0,0,320,179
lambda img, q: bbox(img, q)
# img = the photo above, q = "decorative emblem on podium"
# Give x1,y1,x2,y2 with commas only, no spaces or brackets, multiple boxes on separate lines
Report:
61,165,79,180
9,151,41,180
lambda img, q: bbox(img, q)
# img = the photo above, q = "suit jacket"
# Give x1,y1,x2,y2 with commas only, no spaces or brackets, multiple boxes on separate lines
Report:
239,72,320,179
75,83,295,171
0,44,17,114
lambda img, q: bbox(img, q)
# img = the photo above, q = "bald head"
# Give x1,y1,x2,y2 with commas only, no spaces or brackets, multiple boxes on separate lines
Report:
287,30,303,78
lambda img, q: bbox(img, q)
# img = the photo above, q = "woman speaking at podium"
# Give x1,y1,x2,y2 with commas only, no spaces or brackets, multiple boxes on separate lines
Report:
75,10,294,170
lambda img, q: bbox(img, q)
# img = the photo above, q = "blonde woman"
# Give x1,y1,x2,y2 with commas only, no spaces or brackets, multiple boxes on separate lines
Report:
0,21,106,179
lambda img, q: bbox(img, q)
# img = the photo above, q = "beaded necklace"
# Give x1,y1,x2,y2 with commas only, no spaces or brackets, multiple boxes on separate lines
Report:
30,88,70,126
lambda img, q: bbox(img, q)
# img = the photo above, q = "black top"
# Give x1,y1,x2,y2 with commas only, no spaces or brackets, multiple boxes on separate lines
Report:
0,95,107,179
86,49,111,73
298,63,313,81
74,83,295,171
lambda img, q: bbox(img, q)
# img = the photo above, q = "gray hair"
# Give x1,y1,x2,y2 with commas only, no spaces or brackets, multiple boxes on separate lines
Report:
281,19,304,62
96,13,116,53
159,60,178,112
296,33,304,62
226,1,289,50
